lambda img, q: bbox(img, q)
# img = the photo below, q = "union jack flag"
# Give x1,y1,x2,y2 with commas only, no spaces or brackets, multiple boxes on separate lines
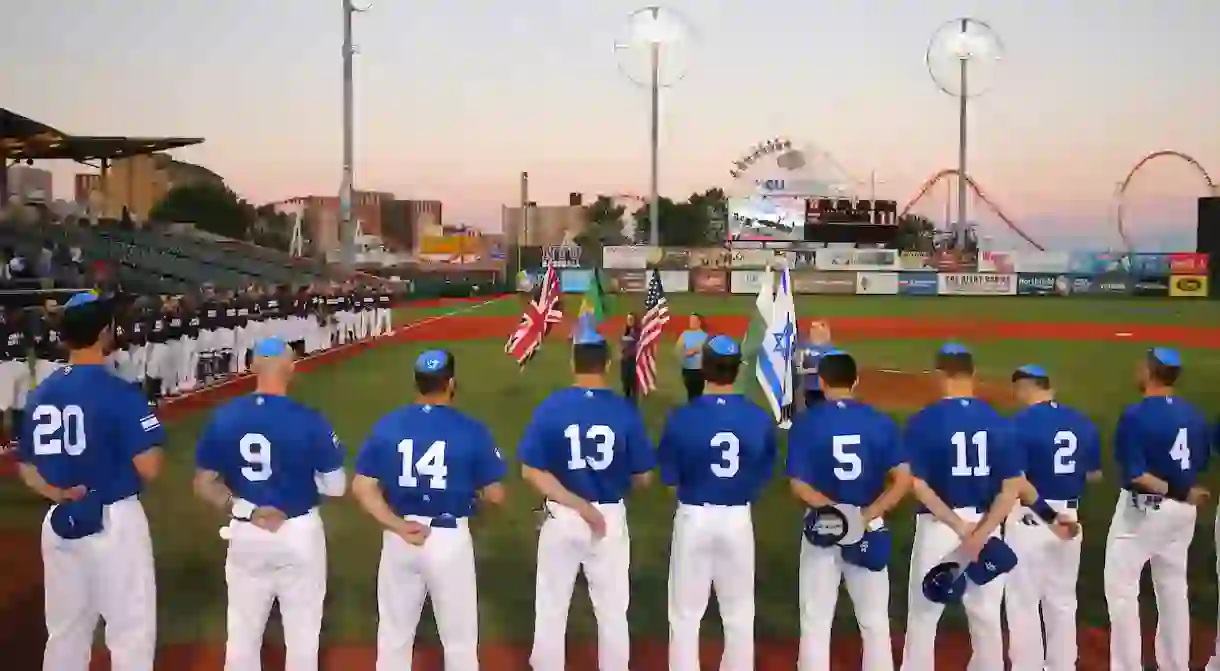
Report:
636,268,670,395
505,264,563,367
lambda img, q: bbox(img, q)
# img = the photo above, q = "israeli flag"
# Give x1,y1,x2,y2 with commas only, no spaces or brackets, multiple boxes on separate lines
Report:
755,262,796,428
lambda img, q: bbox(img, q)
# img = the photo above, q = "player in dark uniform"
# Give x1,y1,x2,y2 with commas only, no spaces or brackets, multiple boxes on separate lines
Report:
374,282,394,337
145,299,172,402
0,307,29,453
325,286,344,348
232,289,254,375
180,295,201,392
164,298,186,396
31,301,68,387
198,290,223,384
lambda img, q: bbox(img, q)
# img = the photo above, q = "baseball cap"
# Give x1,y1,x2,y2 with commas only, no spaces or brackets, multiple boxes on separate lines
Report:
252,337,289,358
938,342,970,355
414,349,450,373
922,560,968,604
1012,364,1049,382
802,504,865,548
1150,347,1181,368
64,291,100,310
841,525,892,572
706,335,740,356
964,537,1019,585
49,491,104,541
572,314,606,346
821,348,849,358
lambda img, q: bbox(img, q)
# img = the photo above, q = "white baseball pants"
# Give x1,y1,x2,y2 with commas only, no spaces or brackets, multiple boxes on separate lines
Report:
531,501,630,671
375,307,392,336
901,509,1005,671
668,503,755,671
41,496,156,671
1104,490,1195,671
223,506,327,671
1003,501,1081,671
375,516,479,671
0,359,29,411
799,540,893,671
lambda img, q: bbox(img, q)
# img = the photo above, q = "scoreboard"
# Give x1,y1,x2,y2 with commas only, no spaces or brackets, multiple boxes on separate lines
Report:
804,198,898,226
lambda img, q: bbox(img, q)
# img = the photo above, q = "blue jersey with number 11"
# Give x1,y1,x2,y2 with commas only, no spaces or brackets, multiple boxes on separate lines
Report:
905,397,1018,510
518,387,655,503
658,394,776,506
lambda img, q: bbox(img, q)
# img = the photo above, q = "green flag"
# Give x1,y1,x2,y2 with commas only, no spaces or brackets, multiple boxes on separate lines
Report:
578,268,607,324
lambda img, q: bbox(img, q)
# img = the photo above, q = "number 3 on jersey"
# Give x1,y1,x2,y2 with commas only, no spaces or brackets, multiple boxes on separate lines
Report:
710,432,739,478
565,424,615,471
398,439,448,489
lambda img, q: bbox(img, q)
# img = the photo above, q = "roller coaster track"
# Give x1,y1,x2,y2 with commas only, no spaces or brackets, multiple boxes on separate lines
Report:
1115,150,1217,251
900,169,1046,251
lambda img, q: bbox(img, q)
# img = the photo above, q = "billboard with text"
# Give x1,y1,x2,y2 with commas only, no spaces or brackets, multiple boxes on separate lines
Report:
937,273,1018,296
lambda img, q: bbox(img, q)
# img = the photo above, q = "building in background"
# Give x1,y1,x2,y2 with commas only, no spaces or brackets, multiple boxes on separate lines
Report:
5,164,53,204
502,204,585,247
73,153,224,220
380,199,442,252
271,191,423,255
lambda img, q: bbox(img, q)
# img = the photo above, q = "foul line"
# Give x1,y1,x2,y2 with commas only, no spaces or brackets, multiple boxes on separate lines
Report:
162,296,506,408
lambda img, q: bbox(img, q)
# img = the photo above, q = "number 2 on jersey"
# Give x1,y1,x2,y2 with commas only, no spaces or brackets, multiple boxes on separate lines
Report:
565,424,615,471
1053,430,1077,474
951,430,990,477
398,439,449,489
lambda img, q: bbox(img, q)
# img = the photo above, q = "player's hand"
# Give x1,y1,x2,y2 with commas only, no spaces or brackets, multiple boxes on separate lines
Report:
860,504,880,526
579,503,607,540
56,485,88,503
251,506,287,532
951,518,975,540
956,533,987,562
1049,515,1080,540
395,520,430,546
1186,486,1211,507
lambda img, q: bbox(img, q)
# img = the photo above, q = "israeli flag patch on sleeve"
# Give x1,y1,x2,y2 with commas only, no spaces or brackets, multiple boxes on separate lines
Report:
140,414,161,432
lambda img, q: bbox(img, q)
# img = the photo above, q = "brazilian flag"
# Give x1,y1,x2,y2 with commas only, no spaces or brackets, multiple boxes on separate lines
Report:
578,267,607,325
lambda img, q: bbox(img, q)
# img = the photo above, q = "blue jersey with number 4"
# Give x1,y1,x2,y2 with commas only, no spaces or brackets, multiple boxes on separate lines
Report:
658,394,776,506
1114,396,1210,491
905,397,1018,510
356,404,506,518
518,387,655,503
195,394,345,518
786,398,904,507
1011,400,1101,501
18,364,166,504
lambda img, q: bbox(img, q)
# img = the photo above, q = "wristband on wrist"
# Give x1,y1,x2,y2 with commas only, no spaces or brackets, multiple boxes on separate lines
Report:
1166,482,1190,502
231,498,256,521
1030,499,1058,524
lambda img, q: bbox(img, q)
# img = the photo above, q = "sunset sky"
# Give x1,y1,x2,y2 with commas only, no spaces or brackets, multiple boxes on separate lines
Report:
4,0,1217,251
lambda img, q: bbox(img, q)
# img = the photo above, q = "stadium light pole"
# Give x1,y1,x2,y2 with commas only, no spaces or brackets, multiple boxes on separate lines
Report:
340,0,370,268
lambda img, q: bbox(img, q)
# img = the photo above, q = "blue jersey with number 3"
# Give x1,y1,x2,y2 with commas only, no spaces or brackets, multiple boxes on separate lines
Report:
195,394,345,518
905,397,1018,510
18,365,166,504
518,387,655,503
356,404,506,518
658,394,776,505
1114,396,1210,491
786,398,904,507
1011,400,1101,501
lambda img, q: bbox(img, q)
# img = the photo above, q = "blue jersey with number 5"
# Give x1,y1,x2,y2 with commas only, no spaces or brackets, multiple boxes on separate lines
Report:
658,394,776,505
356,404,506,518
786,398,904,507
1011,400,1100,501
18,364,165,504
905,397,1018,510
1114,396,1209,491
518,387,655,503
196,394,345,518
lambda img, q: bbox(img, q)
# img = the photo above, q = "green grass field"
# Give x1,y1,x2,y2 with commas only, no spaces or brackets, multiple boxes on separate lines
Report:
2,295,1219,646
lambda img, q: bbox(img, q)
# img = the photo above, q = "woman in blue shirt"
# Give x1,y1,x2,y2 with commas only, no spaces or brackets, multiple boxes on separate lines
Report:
674,313,708,401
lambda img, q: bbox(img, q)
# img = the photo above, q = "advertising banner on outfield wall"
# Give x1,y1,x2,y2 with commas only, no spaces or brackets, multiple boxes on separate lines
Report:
1016,273,1061,296
897,273,938,295
899,251,935,271
1132,276,1171,297
790,249,818,268
1085,272,1133,295
730,248,776,268
1169,253,1209,275
856,272,899,295
611,270,647,293
815,248,900,272
1068,251,1130,276
1130,253,1171,279
794,271,857,294
658,270,690,293
931,249,978,272
560,269,594,293
1014,251,1070,274
731,270,768,294
647,247,691,269
689,248,732,269
978,251,1017,273
938,273,1018,296
1169,275,1209,297
602,246,651,269
692,269,728,293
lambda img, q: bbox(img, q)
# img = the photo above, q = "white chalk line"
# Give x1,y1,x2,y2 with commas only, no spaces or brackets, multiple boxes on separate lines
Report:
162,296,506,408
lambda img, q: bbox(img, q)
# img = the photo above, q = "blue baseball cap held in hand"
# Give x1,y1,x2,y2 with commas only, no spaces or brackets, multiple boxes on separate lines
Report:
414,349,450,373
252,337,289,358
964,537,1018,585
49,491,104,541
841,526,892,572
922,560,968,604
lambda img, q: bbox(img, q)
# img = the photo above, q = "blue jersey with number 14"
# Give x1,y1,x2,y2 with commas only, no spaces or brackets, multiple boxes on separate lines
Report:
786,398,904,507
1011,400,1100,501
1114,396,1210,491
518,387,655,503
658,394,776,506
356,404,506,518
195,393,345,518
905,397,1018,511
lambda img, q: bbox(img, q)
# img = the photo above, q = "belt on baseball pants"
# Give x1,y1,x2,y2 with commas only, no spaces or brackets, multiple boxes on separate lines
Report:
403,514,468,530
232,499,316,521
1123,488,1165,509
678,501,750,508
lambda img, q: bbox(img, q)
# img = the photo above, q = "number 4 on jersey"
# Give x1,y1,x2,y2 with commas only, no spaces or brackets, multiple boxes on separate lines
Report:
1169,427,1190,470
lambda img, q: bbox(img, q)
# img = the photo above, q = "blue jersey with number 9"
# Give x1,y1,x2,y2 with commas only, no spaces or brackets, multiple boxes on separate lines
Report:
356,403,506,518
18,365,166,504
195,393,345,518
518,387,655,503
905,397,1018,510
658,394,776,505
786,398,904,506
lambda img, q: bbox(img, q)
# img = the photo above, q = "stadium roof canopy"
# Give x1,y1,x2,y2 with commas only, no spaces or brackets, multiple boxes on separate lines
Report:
0,108,203,161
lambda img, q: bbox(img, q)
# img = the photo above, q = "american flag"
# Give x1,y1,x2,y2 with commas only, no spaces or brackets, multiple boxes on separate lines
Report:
505,264,563,366
636,268,670,395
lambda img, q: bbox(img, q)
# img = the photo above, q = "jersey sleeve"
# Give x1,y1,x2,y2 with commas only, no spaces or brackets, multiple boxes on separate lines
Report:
113,382,166,459
194,415,225,472
471,423,508,489
625,407,656,475
354,421,389,481
656,409,681,486
311,413,346,475
1114,407,1145,484
517,408,550,470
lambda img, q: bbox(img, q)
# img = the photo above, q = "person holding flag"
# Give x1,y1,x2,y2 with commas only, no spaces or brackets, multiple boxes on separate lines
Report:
505,263,562,368
635,268,670,397
750,262,797,428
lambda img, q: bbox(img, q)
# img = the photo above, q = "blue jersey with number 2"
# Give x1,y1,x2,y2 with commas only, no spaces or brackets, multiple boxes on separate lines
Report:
786,398,904,507
1010,400,1100,501
905,397,1018,510
658,394,776,506
518,387,655,503
1114,396,1210,491
356,404,506,518
18,364,166,504
195,394,345,518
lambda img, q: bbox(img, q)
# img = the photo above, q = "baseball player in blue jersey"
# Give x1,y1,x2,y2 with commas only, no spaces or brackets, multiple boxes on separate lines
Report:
1003,364,1098,671
659,335,777,671
787,350,910,671
900,343,1023,671
193,337,348,671
352,349,507,671
520,319,655,671
1104,348,1210,671
15,291,166,671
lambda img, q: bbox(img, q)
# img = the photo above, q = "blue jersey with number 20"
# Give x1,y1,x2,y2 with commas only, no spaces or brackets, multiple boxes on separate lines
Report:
518,387,655,503
658,394,776,506
786,398,904,507
196,393,346,518
1010,400,1101,501
1114,396,1210,491
905,397,1018,510
19,365,166,504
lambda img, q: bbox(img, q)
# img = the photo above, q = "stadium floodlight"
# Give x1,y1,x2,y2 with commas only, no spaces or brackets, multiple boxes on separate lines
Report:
926,18,1003,247
614,6,695,246
339,0,370,268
